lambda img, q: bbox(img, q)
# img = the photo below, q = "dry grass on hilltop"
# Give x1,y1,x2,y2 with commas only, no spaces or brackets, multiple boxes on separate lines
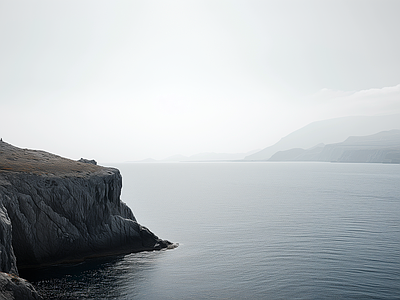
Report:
0,141,100,176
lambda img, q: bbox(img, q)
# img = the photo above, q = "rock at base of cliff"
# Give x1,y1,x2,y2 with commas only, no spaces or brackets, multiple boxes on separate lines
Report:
0,272,42,300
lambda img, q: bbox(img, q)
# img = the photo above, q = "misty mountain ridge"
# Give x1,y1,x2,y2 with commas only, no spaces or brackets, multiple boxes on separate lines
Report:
245,114,400,160
269,129,400,163
166,151,256,162
135,150,260,163
133,114,400,163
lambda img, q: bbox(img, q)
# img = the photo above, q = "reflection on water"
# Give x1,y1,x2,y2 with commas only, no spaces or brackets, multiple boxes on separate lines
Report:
21,252,160,300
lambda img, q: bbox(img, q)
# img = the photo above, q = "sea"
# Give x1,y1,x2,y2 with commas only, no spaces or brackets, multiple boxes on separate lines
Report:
21,162,400,299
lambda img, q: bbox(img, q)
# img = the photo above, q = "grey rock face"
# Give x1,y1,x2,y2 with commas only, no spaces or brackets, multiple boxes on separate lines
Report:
0,203,17,275
0,169,172,268
0,141,175,270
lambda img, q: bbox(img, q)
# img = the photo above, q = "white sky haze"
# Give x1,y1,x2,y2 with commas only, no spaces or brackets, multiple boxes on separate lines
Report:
1,0,400,162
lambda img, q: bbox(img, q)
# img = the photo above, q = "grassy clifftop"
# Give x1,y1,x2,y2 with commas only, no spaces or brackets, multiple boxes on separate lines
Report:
0,141,100,176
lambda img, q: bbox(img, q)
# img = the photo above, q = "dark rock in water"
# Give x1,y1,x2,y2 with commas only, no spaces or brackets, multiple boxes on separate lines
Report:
78,158,97,165
0,140,176,298
0,272,42,300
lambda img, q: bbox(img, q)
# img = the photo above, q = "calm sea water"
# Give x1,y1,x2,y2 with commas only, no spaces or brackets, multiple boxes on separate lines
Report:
22,162,400,299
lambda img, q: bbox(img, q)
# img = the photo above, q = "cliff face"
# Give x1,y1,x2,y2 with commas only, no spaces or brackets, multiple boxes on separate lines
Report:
0,141,174,274
0,201,17,275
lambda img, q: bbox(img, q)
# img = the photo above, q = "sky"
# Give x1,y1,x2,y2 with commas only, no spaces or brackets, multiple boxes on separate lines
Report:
1,0,400,163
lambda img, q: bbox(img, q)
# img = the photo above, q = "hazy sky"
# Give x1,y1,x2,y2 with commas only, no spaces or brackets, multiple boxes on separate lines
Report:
1,0,400,162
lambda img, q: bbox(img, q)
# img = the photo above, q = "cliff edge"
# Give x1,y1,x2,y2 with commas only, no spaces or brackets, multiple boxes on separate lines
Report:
0,140,175,299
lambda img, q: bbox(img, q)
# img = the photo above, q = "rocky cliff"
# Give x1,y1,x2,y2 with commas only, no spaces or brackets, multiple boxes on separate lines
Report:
0,140,175,299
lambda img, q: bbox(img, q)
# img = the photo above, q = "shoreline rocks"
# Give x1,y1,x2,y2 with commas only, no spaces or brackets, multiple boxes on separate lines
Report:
0,272,42,300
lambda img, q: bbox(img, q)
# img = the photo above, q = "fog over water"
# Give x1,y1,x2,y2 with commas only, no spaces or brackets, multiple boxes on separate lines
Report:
1,1,400,162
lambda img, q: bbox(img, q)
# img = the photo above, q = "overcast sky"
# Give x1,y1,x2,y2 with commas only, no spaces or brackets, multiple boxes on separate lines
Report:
1,0,400,162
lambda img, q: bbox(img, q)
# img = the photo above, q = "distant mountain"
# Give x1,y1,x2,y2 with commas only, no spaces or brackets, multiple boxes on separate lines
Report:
137,158,158,163
245,114,400,160
163,150,259,162
163,154,189,162
269,130,400,163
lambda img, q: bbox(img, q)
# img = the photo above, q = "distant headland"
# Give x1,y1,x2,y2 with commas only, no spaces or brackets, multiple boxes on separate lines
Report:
268,130,400,163
132,114,400,163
